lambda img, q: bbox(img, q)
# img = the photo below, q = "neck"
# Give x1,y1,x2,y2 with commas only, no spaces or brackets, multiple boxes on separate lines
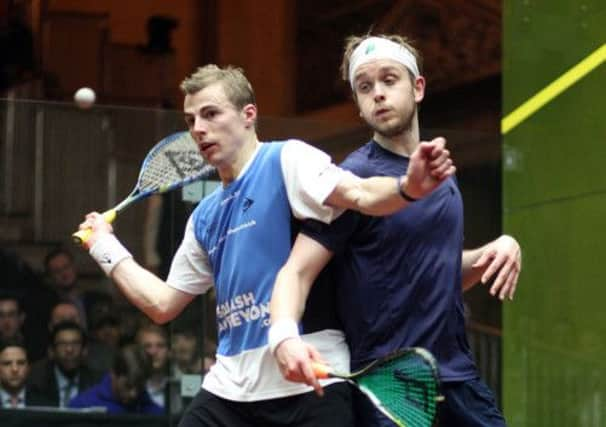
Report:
148,372,166,387
56,364,78,380
217,135,260,185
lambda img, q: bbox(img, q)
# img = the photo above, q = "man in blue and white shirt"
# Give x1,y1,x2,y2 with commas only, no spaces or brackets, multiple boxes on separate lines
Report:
79,64,455,427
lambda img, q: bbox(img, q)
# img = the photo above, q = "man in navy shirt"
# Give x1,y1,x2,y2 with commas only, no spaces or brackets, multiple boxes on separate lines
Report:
270,34,521,427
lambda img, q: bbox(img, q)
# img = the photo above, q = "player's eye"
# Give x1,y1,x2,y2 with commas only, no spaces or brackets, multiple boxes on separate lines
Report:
357,82,371,93
203,110,218,120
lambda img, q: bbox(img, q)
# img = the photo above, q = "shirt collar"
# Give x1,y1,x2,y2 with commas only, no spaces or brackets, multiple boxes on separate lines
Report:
0,387,25,408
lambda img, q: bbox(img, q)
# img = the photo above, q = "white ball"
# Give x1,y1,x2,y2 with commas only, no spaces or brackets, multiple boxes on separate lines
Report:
74,87,96,109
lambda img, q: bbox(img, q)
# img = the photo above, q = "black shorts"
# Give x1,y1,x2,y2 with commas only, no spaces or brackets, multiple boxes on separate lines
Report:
353,377,506,427
178,382,353,427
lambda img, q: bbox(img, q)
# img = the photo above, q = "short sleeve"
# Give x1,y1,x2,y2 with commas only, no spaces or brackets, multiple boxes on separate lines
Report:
166,216,214,295
280,140,348,224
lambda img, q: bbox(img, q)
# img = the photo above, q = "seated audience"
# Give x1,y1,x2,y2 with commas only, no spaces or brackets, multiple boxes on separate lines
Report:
68,344,162,414
48,300,84,329
0,338,50,408
28,321,101,407
0,294,44,362
135,324,170,410
0,295,24,343
44,248,89,328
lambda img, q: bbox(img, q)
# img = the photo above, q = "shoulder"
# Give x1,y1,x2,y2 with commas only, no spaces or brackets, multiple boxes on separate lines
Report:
340,143,375,176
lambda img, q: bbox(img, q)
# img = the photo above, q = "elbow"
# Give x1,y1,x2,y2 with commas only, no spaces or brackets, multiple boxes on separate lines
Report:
147,305,177,325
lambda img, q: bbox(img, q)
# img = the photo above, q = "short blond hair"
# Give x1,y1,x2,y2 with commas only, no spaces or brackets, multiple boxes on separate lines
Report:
180,64,256,110
340,34,423,85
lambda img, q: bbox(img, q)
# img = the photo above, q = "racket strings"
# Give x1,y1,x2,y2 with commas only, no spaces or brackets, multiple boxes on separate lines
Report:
358,353,439,427
138,134,213,191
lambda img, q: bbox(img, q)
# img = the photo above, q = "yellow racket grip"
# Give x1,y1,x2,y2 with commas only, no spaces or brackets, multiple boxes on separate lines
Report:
311,362,332,379
72,209,117,245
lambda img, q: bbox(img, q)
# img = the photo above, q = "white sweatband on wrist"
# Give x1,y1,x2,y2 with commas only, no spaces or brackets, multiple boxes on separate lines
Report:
348,37,420,88
268,318,300,355
89,234,133,276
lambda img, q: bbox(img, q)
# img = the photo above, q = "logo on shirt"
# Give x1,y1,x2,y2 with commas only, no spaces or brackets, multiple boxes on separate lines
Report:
243,197,254,212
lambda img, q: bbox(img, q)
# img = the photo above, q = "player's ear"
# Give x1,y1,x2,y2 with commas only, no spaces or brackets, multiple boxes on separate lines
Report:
414,76,426,103
242,104,257,128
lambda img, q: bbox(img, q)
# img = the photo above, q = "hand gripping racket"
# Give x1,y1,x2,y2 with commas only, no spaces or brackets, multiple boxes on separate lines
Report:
313,347,443,427
72,131,216,244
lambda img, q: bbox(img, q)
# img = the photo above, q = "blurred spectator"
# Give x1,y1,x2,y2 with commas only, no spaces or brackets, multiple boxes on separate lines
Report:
0,248,54,362
84,313,121,374
68,344,163,414
44,248,89,329
0,294,45,364
90,314,121,350
135,324,170,410
170,329,200,378
28,321,102,407
0,294,25,343
48,300,83,330
0,338,50,408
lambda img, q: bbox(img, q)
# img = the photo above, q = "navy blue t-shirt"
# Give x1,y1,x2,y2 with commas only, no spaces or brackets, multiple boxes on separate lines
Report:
302,140,477,382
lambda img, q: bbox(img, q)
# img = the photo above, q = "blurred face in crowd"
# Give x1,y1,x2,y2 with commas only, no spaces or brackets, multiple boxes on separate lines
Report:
0,346,28,394
172,333,198,370
110,374,144,407
93,320,121,349
47,253,77,291
50,329,85,376
138,330,169,373
0,299,24,340
49,303,82,329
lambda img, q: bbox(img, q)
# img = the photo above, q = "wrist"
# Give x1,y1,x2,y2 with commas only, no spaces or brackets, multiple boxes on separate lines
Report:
268,318,300,355
397,175,419,202
89,233,132,276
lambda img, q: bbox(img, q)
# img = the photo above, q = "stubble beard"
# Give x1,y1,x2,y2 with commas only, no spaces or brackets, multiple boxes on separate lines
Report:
372,107,416,139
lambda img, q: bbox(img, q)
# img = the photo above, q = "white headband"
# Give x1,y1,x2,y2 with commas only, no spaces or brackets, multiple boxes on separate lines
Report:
348,37,420,89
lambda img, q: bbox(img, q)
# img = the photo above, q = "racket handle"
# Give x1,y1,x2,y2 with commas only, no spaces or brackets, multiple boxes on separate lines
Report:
311,362,332,379
72,209,117,245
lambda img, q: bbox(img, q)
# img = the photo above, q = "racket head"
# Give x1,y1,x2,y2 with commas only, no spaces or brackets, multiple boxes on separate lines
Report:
115,131,216,212
354,347,442,427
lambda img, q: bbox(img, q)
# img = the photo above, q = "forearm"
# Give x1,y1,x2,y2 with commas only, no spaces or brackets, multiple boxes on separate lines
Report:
270,264,313,323
328,174,413,215
89,233,193,323
111,258,181,323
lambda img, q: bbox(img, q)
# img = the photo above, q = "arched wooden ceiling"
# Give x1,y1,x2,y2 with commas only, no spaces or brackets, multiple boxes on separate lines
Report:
296,0,501,112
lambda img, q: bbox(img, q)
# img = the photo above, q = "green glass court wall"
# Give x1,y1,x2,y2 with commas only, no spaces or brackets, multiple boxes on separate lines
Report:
503,1,606,426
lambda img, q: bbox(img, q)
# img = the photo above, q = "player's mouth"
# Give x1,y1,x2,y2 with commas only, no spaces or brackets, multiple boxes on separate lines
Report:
199,142,217,154
375,108,391,118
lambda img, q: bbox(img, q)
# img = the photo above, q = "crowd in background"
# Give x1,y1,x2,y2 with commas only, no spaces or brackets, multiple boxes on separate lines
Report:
0,246,215,415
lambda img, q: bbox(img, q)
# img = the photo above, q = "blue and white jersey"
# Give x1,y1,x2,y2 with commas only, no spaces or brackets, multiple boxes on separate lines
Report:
166,140,350,401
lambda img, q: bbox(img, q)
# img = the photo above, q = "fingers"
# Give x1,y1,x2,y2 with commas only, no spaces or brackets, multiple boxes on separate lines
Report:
430,157,455,179
300,357,324,397
480,245,521,301
77,212,113,248
274,339,325,396
421,138,455,180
